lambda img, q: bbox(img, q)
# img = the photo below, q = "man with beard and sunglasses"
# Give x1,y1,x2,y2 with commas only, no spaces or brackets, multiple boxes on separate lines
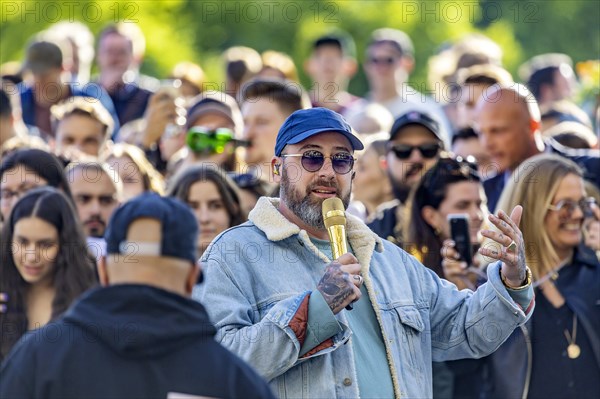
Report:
368,111,444,246
67,162,122,260
195,107,535,398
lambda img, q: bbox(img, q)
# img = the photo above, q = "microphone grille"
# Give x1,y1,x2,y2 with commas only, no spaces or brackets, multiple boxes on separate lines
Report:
322,197,346,228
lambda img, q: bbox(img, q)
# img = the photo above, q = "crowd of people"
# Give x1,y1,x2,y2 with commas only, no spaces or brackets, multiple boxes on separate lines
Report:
1,19,599,399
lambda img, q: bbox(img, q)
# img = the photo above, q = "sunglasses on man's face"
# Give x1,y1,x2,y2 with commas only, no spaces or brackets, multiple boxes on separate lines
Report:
282,150,355,175
388,143,442,160
368,56,397,66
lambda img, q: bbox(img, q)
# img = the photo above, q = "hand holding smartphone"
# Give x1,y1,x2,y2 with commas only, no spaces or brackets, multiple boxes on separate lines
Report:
448,214,473,266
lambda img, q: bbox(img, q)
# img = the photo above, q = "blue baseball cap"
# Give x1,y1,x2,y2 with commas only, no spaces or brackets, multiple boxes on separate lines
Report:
274,107,364,156
106,192,198,264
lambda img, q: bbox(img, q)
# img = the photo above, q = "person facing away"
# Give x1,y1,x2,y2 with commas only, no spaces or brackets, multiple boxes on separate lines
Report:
196,107,535,398
0,192,276,399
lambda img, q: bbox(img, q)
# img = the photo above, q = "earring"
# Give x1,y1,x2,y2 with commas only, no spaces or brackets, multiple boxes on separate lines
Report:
273,164,280,175
433,226,442,236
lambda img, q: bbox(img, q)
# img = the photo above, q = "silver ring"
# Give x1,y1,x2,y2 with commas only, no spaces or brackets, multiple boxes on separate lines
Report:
353,275,363,285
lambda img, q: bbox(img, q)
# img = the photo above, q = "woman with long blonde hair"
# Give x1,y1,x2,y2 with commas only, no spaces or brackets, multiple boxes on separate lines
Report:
483,154,600,399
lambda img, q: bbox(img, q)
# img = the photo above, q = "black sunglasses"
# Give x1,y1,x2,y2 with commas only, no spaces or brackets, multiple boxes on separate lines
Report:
282,150,355,174
368,56,397,65
389,143,441,159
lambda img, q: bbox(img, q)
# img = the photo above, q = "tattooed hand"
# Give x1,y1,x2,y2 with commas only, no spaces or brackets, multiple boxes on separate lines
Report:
479,206,528,286
317,253,362,314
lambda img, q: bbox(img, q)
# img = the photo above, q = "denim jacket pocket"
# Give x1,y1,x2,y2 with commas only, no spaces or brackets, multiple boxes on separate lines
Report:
396,306,425,332
393,305,426,376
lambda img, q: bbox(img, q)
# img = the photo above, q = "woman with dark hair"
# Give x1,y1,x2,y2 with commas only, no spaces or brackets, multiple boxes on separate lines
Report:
405,155,488,287
405,155,489,399
0,148,73,222
167,165,244,255
0,187,97,360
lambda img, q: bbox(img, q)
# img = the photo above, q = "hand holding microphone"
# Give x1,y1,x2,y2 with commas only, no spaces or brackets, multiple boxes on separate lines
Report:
318,198,362,313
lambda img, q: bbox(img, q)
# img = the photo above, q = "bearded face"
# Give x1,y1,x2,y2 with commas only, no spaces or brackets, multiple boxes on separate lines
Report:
280,165,351,229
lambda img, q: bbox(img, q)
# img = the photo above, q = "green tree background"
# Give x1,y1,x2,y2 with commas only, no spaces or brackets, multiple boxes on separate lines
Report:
1,0,599,96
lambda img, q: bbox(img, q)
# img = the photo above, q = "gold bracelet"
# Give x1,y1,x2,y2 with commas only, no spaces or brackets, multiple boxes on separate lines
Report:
501,267,532,290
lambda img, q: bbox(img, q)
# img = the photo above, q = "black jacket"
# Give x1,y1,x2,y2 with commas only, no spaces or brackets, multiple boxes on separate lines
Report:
483,245,600,399
0,284,275,399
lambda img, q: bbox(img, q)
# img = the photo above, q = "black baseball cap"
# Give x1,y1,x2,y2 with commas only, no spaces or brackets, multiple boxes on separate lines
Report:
390,111,443,142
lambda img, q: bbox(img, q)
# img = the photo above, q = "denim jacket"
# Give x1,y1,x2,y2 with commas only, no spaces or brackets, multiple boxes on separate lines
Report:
195,197,534,398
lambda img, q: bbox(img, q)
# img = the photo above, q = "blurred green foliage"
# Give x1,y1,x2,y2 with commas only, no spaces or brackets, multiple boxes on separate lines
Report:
1,0,598,96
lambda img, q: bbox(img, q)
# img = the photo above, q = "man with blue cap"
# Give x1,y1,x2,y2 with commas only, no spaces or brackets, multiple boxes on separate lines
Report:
0,193,275,399
197,107,535,398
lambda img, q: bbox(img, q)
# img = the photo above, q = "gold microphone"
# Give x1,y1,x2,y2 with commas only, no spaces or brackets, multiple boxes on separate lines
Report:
322,197,353,310
322,197,348,259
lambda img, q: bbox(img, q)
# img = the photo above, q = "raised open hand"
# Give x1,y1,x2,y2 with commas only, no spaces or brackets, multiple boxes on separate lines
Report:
479,206,529,287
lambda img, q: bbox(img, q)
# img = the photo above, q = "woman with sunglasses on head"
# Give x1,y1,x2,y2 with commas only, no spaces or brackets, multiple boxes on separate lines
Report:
480,154,600,399
167,165,245,256
405,154,490,399
405,154,488,289
0,187,97,361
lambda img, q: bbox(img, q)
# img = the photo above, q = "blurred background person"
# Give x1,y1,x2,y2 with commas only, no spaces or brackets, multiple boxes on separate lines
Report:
42,21,95,85
167,165,245,255
18,40,118,140
258,50,299,82
475,84,600,213
66,162,122,260
168,61,206,99
350,137,393,222
170,91,244,175
223,46,262,99
454,63,513,130
405,155,487,285
483,154,600,399
345,102,394,137
543,121,598,150
50,97,114,160
106,143,165,202
0,187,97,361
0,149,73,224
368,111,445,245
304,32,363,117
364,28,452,146
239,78,311,187
451,127,494,176
0,192,275,398
95,23,155,127
521,53,577,110
406,155,489,399
228,172,270,218
539,99,593,132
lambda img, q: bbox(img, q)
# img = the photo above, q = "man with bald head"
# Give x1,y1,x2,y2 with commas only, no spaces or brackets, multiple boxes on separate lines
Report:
475,84,599,211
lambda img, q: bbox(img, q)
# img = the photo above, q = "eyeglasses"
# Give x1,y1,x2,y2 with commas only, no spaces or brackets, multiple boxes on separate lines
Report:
282,150,355,175
186,127,248,154
368,56,397,65
388,143,442,159
0,184,43,203
548,197,596,219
